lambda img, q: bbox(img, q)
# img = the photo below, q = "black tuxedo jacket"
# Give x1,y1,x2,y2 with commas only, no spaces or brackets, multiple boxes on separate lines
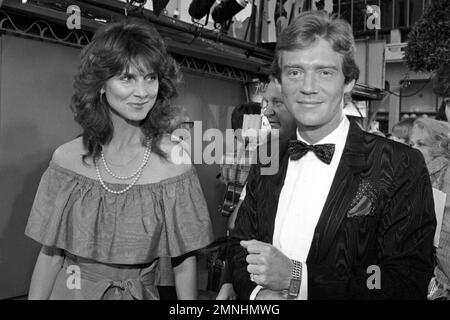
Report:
229,119,436,299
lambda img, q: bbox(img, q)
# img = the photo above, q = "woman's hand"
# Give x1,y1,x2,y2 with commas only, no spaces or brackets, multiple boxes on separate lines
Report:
216,283,237,300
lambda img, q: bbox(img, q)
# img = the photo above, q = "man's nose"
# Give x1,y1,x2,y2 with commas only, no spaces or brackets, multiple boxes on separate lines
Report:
263,104,276,116
300,73,318,94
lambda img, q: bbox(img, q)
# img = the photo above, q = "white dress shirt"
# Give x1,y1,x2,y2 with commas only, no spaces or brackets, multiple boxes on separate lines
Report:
250,116,350,300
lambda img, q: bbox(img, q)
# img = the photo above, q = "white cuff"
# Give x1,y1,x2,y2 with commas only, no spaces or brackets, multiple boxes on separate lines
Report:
297,262,308,300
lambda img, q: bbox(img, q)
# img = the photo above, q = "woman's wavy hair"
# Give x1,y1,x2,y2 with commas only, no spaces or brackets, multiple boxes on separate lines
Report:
71,17,181,163
413,117,450,160
273,10,359,85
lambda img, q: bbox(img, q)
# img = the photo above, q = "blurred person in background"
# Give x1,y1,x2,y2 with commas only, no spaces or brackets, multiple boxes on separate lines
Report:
390,117,416,145
216,77,296,300
410,117,450,299
435,98,450,124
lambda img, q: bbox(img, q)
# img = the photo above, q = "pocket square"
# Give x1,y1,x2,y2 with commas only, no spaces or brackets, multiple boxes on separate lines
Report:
347,179,377,218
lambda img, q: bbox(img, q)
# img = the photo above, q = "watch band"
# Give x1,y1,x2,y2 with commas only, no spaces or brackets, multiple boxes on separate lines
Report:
287,259,302,299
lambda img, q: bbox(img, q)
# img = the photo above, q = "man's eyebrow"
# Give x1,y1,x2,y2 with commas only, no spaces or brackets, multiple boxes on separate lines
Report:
282,64,302,69
282,64,339,70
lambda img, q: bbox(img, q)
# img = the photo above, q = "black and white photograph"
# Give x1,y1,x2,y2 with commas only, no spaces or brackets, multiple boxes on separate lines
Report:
0,0,449,307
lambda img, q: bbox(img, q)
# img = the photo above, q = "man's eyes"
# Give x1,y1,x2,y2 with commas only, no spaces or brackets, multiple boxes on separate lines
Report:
319,70,335,77
272,99,283,106
286,69,303,77
285,69,336,78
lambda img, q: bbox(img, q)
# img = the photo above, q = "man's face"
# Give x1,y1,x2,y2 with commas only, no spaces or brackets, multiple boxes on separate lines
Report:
262,80,296,139
280,37,355,141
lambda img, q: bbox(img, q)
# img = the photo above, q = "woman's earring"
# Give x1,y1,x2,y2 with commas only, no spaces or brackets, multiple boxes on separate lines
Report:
99,91,103,104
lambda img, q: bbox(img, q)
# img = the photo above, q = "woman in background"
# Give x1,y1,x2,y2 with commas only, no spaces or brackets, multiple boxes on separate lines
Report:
25,18,213,300
410,117,450,299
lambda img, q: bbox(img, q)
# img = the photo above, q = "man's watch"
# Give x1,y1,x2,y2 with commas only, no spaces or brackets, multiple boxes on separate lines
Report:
287,259,302,299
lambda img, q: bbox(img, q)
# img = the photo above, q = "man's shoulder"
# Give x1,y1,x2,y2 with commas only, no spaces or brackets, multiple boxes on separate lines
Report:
359,130,426,174
363,130,421,155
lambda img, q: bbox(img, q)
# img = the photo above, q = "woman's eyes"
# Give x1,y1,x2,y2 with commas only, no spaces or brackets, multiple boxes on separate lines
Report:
119,74,158,82
145,75,158,82
120,75,132,81
414,141,426,147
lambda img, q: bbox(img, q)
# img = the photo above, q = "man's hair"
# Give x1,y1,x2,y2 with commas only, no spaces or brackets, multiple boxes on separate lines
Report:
231,102,261,131
274,10,359,84
392,117,416,144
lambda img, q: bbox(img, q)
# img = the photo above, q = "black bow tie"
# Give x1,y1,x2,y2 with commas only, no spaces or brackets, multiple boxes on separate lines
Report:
288,140,335,164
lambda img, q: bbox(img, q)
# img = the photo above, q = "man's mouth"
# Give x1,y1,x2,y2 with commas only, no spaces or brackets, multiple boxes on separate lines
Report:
297,100,322,105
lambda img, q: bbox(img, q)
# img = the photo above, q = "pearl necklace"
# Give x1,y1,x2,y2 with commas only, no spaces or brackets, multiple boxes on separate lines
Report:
101,139,151,180
95,139,152,195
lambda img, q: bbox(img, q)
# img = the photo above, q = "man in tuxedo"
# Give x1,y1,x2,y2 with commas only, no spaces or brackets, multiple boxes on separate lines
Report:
229,10,436,299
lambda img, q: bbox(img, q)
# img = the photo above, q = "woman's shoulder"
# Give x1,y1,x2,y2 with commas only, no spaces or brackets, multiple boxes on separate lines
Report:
51,137,91,173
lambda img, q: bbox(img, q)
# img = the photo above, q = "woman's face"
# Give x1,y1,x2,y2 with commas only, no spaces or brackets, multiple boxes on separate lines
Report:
410,126,433,165
102,64,159,123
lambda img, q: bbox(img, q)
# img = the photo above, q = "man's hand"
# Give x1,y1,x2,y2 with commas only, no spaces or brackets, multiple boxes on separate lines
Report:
255,288,286,300
241,239,293,291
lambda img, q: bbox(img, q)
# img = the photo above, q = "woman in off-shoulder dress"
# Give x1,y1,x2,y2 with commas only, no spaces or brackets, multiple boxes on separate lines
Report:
25,17,213,300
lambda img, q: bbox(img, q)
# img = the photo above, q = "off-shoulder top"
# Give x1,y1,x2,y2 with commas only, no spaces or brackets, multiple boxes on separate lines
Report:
25,161,214,265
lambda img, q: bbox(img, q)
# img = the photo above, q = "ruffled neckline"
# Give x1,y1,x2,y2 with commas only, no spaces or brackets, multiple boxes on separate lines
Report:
25,160,214,264
48,160,197,191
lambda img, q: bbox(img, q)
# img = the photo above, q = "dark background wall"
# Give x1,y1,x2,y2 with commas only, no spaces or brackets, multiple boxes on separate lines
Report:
0,35,243,299
0,35,81,299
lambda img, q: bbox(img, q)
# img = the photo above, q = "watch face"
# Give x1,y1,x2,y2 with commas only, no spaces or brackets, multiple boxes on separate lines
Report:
288,279,301,298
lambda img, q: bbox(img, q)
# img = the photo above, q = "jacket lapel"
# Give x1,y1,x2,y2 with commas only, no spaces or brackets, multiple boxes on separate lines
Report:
259,136,292,243
307,120,368,263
